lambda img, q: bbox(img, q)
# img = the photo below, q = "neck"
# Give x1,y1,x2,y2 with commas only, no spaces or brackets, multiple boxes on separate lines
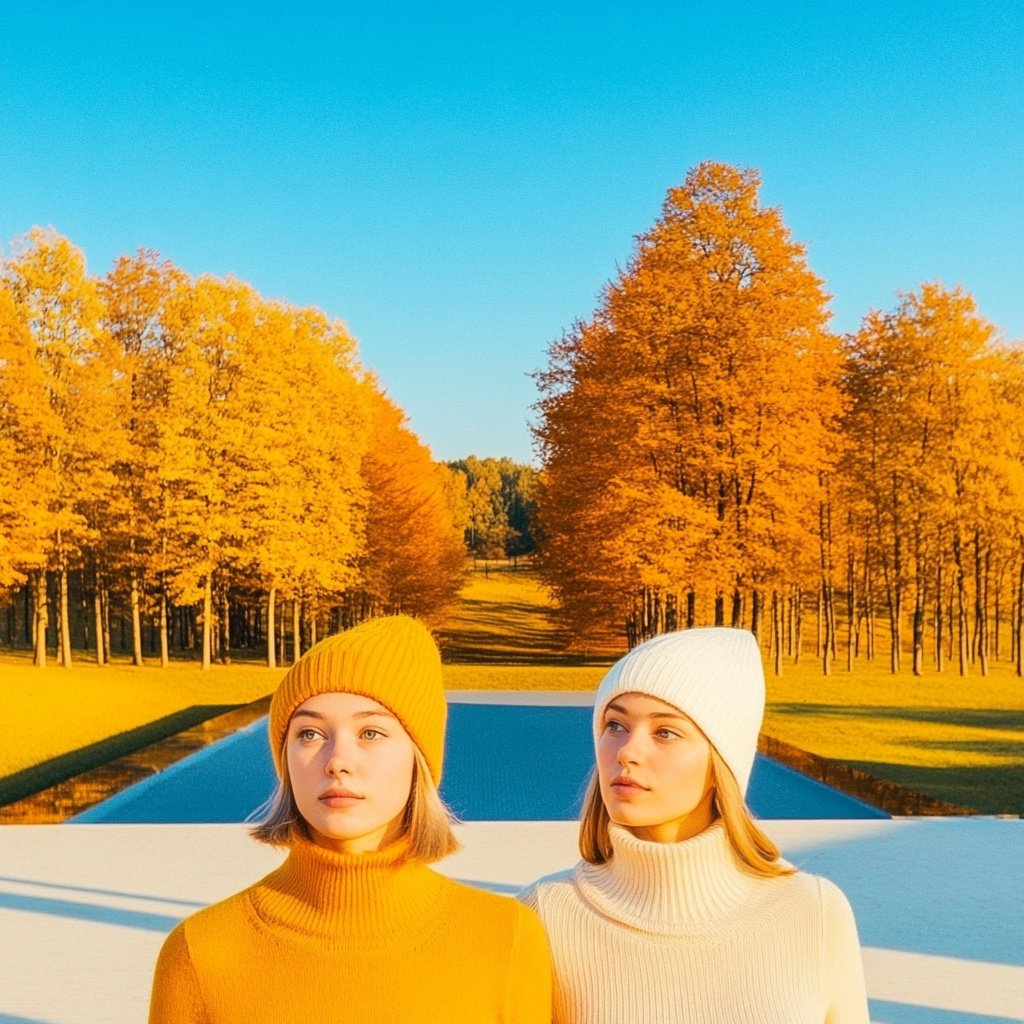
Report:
249,830,445,945
575,820,761,934
625,793,716,844
308,814,405,855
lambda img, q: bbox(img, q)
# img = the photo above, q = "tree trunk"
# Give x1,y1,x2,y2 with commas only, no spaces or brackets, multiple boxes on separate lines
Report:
912,581,924,676
221,590,231,664
750,591,762,640
309,606,318,649
865,574,875,661
130,569,144,666
847,553,855,671
884,576,901,674
794,587,803,664
773,591,783,676
994,575,1001,662
293,598,302,662
33,570,48,667
730,590,742,629
953,532,968,676
59,563,73,668
93,582,105,665
101,586,111,661
980,545,990,676
159,588,169,667
278,600,286,666
822,579,832,676
202,576,212,670
686,591,695,629
935,563,943,672
267,587,277,669
1016,558,1023,677
815,587,821,659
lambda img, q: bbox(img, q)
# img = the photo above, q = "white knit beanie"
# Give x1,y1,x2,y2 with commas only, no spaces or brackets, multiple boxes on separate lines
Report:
593,627,765,796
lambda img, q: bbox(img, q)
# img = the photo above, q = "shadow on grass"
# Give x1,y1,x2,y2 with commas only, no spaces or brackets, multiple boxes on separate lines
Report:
844,760,1024,816
0,704,239,806
768,704,1024,731
439,596,586,665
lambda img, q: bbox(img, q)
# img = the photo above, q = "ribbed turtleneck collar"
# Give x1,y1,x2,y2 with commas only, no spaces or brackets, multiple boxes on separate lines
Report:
247,833,448,950
574,821,767,936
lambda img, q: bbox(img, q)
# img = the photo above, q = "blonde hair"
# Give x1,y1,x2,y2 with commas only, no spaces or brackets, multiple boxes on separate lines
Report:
249,743,461,863
579,744,792,876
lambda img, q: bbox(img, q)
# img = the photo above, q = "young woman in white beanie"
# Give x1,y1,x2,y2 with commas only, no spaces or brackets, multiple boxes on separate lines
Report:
519,626,869,1024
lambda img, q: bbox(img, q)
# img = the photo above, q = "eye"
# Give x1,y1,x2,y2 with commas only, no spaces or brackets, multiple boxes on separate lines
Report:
360,728,385,740
297,728,320,742
655,727,681,740
605,720,625,733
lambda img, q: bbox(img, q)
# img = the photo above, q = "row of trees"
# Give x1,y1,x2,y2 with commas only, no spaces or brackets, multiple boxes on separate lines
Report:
445,456,539,560
534,162,1024,676
0,229,466,669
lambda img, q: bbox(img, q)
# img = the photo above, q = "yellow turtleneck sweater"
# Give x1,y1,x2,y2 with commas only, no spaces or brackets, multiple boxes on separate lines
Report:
519,821,868,1024
149,835,552,1024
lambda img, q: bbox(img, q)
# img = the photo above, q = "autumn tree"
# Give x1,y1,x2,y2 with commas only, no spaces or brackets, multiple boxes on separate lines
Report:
356,387,466,625
534,163,843,649
1,230,466,669
1,229,121,667
842,284,1024,676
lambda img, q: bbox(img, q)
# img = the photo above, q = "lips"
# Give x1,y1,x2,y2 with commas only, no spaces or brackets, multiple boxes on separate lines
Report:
609,776,648,795
319,789,362,808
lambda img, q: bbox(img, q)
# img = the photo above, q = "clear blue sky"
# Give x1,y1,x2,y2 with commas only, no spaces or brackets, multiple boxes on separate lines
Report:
2,1,1021,463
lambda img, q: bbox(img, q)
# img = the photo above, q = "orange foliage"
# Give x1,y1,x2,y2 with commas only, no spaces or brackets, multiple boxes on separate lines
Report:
356,387,466,626
535,163,843,646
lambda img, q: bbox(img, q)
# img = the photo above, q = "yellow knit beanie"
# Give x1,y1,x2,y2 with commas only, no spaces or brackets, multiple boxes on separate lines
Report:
269,615,447,785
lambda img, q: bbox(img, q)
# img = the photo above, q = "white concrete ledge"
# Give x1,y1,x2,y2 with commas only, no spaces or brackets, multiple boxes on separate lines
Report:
1,821,1021,1024
446,689,597,705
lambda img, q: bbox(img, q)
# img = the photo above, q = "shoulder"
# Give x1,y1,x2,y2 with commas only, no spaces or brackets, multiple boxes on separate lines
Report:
173,890,256,958
436,872,543,932
517,867,578,915
774,870,859,937
435,874,551,961
813,874,860,936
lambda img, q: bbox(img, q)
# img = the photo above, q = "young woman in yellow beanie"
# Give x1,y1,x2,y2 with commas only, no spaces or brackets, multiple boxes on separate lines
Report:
150,615,552,1024
519,627,869,1024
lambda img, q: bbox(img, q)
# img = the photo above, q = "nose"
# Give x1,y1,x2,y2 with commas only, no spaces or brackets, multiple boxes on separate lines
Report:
615,727,644,766
322,735,353,777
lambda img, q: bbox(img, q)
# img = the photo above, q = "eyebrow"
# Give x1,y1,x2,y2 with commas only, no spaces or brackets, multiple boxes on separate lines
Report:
605,701,689,721
291,708,398,722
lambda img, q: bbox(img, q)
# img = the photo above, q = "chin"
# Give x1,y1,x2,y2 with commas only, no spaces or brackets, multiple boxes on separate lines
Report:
606,804,653,828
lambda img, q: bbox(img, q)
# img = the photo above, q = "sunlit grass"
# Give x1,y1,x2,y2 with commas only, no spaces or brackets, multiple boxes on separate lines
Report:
443,664,605,690
762,657,1024,768
0,650,286,778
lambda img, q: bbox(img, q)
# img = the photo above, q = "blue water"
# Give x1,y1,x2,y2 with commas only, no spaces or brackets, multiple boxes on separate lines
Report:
72,704,886,823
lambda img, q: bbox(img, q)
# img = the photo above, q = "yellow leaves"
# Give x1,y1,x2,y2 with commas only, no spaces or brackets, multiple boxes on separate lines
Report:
2,229,465,634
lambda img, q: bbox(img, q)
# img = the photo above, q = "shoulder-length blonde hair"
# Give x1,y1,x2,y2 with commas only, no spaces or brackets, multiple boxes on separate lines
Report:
249,742,460,863
579,743,792,876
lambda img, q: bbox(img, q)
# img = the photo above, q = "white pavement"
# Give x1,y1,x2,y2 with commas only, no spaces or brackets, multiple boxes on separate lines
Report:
1,820,1022,1024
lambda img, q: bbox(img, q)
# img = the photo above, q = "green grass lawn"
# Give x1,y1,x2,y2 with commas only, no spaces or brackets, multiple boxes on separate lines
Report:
3,562,1022,814
761,656,1024,815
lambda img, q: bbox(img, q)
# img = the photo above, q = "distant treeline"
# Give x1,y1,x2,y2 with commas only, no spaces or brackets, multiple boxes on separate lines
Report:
444,456,539,560
534,162,1024,676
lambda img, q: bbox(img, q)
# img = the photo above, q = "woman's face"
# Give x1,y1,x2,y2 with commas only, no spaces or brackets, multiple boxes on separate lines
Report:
286,691,416,854
597,691,715,843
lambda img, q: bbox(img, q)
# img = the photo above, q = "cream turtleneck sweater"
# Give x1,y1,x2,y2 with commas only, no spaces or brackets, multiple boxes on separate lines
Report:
519,822,868,1024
